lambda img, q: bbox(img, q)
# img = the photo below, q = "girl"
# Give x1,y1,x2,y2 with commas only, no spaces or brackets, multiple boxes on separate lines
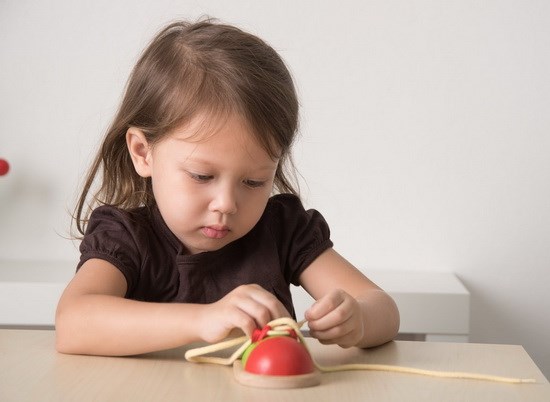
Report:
55,19,399,356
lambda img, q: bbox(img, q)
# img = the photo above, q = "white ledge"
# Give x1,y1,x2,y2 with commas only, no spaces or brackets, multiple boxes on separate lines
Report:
1,261,470,341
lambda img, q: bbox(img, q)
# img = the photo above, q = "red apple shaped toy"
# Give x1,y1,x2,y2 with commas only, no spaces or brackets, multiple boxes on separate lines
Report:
243,335,315,376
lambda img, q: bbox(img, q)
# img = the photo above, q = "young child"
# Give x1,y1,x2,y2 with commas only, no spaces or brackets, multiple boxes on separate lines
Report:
55,19,399,356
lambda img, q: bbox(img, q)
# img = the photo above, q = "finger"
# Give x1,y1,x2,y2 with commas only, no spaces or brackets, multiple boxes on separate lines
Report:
307,297,354,332
310,317,362,348
234,293,290,330
305,289,346,321
206,306,256,341
233,297,273,328
246,285,291,320
309,314,355,342
227,327,246,338
317,332,357,349
229,308,260,338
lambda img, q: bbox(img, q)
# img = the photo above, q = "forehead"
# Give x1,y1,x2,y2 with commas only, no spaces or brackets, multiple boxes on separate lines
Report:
166,110,281,158
163,113,279,167
170,112,248,141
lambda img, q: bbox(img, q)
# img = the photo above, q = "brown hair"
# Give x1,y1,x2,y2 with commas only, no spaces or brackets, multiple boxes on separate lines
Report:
74,19,300,236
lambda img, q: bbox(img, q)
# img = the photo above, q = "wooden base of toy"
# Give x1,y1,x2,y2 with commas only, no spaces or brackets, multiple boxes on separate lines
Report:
233,360,322,388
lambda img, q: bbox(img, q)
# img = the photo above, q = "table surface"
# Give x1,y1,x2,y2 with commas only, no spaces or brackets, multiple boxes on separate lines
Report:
1,330,548,402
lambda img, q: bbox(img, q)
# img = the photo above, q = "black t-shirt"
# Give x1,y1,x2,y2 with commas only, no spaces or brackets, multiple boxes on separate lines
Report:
78,194,333,318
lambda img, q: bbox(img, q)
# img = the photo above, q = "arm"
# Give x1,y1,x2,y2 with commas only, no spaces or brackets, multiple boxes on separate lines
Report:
300,248,400,348
55,259,288,356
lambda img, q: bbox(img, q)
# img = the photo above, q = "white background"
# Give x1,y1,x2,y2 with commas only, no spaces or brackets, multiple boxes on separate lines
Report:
1,1,549,376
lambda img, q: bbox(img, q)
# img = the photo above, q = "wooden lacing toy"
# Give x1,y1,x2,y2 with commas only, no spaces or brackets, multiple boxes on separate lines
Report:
184,317,536,389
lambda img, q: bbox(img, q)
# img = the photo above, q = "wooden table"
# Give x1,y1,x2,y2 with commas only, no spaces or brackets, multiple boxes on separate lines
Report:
1,330,548,401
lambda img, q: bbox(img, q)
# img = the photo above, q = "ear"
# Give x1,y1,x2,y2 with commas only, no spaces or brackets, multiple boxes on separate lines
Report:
126,127,153,177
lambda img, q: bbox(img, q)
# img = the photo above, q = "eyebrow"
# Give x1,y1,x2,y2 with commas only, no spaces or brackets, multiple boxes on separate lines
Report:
182,156,278,172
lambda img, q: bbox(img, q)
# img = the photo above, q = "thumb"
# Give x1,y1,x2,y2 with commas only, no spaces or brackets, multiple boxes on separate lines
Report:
305,299,323,321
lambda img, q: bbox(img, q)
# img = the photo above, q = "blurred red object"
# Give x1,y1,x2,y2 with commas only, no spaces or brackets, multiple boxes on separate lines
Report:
0,158,10,176
244,335,315,376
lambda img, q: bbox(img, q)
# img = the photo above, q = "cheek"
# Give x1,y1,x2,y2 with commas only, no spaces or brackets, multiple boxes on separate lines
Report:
150,175,176,206
151,173,197,214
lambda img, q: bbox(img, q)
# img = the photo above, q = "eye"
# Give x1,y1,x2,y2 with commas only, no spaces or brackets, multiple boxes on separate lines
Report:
188,172,214,183
243,179,266,188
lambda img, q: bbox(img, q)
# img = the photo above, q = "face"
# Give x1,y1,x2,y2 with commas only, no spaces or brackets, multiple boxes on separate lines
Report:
140,114,278,254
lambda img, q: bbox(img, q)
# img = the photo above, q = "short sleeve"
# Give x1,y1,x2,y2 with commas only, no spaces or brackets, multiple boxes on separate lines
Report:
267,194,333,285
78,206,144,295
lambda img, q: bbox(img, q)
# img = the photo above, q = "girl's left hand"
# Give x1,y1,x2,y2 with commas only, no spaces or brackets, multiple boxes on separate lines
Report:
304,289,364,348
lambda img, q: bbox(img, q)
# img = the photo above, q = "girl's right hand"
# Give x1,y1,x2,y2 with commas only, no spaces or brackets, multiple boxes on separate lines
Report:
199,284,290,343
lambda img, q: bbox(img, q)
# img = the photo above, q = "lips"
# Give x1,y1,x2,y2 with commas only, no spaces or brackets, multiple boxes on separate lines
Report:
202,225,230,239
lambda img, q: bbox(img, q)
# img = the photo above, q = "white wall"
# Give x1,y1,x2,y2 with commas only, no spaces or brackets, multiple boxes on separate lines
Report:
1,0,549,376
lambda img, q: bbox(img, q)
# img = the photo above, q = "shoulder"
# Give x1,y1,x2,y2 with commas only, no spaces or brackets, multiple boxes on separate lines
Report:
262,193,332,251
88,204,151,225
86,205,153,237
264,193,328,231
265,193,306,217
79,205,158,295
259,193,333,285
80,205,156,268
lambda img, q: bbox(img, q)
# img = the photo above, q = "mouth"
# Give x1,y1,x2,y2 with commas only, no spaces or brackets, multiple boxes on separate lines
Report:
202,225,230,239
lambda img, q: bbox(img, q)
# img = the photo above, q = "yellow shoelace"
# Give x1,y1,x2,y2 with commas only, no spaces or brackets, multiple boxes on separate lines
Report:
185,317,536,384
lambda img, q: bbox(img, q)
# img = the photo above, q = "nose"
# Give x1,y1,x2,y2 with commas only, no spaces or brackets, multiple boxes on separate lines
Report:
209,184,238,215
